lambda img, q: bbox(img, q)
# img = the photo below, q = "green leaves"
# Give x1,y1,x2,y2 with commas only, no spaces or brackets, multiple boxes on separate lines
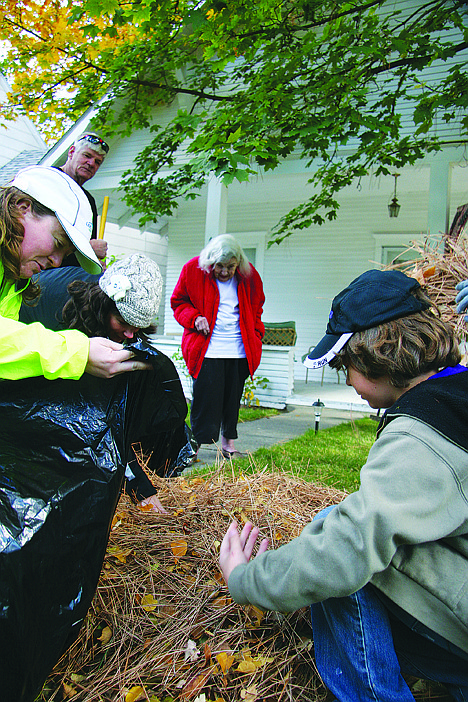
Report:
2,0,467,242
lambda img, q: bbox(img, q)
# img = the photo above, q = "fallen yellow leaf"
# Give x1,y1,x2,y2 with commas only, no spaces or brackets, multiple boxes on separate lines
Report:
125,685,145,702
240,684,258,702
138,503,154,512
237,660,257,673
111,510,126,529
423,265,436,278
70,674,85,683
216,651,234,674
252,655,274,667
106,546,133,563
171,539,188,559
62,682,77,698
97,626,112,644
245,605,265,625
141,593,158,612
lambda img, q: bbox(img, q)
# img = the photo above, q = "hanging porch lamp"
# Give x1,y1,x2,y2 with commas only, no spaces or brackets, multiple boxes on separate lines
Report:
388,173,401,218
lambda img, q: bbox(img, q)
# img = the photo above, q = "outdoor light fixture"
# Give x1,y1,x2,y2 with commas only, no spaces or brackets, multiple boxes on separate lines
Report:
388,173,401,218
313,398,325,434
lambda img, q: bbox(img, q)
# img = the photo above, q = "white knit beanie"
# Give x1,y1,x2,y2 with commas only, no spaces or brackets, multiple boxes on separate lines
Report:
99,254,163,327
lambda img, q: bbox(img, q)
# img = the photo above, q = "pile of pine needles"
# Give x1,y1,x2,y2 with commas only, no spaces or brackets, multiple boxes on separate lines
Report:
40,464,454,702
383,235,468,339
41,468,347,702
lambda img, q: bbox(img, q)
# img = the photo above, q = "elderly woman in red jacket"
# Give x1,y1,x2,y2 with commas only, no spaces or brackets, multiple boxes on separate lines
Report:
171,235,265,458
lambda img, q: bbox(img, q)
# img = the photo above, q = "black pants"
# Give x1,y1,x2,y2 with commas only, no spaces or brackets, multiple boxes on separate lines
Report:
191,357,249,445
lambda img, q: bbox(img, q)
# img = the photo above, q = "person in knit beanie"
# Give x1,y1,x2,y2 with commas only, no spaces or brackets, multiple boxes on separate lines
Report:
20,255,197,515
62,253,163,342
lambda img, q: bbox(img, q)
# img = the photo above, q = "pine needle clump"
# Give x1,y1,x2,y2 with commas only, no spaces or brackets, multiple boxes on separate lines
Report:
42,469,346,702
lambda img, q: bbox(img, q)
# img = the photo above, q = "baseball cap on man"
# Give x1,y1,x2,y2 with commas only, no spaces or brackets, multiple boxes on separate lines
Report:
10,166,102,274
304,269,430,369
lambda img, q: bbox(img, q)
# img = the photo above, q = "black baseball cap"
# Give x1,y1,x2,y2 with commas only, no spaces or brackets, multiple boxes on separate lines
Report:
304,269,430,369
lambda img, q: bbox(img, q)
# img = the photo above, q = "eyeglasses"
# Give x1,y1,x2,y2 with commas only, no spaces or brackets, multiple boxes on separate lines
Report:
77,134,109,154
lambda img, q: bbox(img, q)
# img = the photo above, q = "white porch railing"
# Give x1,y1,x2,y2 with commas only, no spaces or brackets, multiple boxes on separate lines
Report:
149,336,295,409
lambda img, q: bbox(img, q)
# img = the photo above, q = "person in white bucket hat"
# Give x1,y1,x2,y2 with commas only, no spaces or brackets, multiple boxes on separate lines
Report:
0,165,151,380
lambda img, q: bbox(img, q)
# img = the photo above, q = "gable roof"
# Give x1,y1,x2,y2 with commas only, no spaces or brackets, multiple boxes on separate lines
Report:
0,148,47,185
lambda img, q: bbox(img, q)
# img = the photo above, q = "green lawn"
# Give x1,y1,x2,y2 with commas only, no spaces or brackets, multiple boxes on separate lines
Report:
193,416,378,494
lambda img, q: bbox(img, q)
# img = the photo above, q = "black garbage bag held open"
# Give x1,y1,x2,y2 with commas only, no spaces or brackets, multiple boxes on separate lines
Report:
0,340,192,701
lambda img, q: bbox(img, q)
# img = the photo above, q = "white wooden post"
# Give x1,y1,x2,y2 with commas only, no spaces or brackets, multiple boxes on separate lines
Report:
427,154,452,239
205,176,228,244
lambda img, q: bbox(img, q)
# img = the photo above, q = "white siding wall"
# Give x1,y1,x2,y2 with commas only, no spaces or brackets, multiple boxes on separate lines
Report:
103,221,169,333
0,76,46,167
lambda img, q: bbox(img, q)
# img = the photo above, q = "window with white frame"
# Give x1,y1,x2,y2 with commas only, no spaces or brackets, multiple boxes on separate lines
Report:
228,232,266,276
373,233,422,267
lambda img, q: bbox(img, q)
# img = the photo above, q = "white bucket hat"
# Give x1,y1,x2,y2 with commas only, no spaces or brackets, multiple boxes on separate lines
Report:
9,166,102,274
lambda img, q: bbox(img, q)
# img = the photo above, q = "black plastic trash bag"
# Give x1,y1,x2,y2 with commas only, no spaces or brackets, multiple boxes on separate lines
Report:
0,340,191,702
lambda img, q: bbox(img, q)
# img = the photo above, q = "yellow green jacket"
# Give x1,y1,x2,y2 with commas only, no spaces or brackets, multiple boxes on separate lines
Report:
0,260,89,380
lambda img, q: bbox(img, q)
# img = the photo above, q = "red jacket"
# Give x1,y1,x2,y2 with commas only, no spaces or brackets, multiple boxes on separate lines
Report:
171,257,265,379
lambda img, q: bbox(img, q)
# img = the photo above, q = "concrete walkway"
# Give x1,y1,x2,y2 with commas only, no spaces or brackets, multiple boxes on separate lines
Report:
194,403,375,466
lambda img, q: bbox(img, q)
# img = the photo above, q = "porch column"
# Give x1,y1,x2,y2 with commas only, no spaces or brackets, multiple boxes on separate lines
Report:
205,176,228,244
427,153,452,239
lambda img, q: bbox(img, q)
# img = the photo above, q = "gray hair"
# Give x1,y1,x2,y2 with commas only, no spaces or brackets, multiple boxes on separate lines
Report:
73,132,109,156
198,234,251,276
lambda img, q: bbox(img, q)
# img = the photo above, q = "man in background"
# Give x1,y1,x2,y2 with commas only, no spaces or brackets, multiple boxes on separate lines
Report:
57,132,109,264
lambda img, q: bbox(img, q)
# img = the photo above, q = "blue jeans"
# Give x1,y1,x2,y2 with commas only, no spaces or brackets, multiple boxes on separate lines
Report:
310,508,468,701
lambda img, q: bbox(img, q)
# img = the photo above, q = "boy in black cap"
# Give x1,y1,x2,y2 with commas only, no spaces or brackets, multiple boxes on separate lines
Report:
219,269,468,701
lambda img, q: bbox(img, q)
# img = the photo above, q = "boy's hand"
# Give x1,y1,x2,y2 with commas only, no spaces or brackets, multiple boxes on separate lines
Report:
138,494,167,514
455,280,468,318
219,520,269,585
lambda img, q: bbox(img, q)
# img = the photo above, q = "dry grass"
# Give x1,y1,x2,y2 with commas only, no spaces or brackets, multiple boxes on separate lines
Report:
40,464,454,702
40,468,346,702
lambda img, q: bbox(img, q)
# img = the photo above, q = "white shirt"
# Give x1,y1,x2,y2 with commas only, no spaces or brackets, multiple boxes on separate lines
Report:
205,277,246,358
